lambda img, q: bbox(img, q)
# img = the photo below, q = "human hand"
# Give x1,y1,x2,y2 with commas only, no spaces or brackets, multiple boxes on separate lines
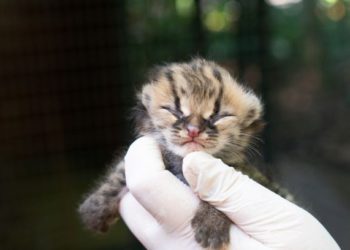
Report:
119,136,340,250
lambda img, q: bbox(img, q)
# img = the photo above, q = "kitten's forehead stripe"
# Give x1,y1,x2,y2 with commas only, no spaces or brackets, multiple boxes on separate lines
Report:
180,65,220,102
212,68,222,83
181,71,194,87
181,70,204,99
165,69,181,112
165,69,174,82
213,80,224,116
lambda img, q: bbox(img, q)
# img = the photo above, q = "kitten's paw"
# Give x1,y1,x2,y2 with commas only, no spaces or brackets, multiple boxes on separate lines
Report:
78,195,119,233
193,225,230,250
192,204,231,250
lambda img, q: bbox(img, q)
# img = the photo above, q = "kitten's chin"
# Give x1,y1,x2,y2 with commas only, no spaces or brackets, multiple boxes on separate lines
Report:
183,142,204,152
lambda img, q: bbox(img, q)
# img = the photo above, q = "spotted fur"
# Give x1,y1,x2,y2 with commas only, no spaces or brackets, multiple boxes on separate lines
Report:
78,59,291,249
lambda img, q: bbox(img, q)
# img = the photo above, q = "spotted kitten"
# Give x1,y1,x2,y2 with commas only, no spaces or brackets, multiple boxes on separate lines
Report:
79,58,290,249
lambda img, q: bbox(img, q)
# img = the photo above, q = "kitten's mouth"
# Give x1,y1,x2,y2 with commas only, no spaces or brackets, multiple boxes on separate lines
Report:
181,139,205,151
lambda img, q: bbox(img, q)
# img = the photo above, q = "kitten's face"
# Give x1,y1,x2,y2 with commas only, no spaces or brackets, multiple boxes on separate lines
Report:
139,59,263,161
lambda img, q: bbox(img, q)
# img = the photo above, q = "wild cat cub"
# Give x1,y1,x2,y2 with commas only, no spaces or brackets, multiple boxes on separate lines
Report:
79,58,288,249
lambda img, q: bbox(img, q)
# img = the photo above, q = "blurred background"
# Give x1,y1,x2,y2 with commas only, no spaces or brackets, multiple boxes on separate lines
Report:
0,0,349,249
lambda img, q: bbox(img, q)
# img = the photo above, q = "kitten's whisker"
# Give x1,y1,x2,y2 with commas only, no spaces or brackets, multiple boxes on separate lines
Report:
245,145,262,158
239,133,264,143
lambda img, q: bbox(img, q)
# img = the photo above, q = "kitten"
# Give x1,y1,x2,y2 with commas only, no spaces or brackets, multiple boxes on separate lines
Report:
79,58,290,249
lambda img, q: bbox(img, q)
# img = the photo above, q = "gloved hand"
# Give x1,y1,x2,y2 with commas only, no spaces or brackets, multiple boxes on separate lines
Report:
119,136,340,250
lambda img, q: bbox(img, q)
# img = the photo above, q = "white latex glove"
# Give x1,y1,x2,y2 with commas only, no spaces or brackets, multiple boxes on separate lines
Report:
120,136,340,250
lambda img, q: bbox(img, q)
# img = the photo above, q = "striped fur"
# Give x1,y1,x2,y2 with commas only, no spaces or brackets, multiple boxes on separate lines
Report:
78,59,290,249
138,58,264,162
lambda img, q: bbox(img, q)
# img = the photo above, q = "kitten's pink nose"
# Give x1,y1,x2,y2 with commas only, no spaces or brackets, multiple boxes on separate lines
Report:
186,125,200,138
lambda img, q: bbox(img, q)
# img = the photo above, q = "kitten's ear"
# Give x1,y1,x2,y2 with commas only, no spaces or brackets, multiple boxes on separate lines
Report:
133,87,153,135
140,85,152,110
241,93,263,129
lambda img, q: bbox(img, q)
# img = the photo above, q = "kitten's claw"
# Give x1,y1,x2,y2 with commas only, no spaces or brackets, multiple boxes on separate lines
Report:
192,203,231,250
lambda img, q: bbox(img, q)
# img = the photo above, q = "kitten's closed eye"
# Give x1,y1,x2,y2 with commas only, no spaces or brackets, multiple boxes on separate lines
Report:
161,104,236,129
160,105,184,119
211,114,237,128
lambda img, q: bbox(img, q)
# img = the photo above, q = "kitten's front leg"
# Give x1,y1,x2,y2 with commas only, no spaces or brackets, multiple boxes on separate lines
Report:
192,201,231,250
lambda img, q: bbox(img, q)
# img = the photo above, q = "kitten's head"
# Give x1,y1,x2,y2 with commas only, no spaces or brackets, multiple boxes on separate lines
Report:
134,59,263,163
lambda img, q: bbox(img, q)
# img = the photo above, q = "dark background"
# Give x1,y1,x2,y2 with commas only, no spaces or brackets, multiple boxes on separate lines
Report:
0,0,349,249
